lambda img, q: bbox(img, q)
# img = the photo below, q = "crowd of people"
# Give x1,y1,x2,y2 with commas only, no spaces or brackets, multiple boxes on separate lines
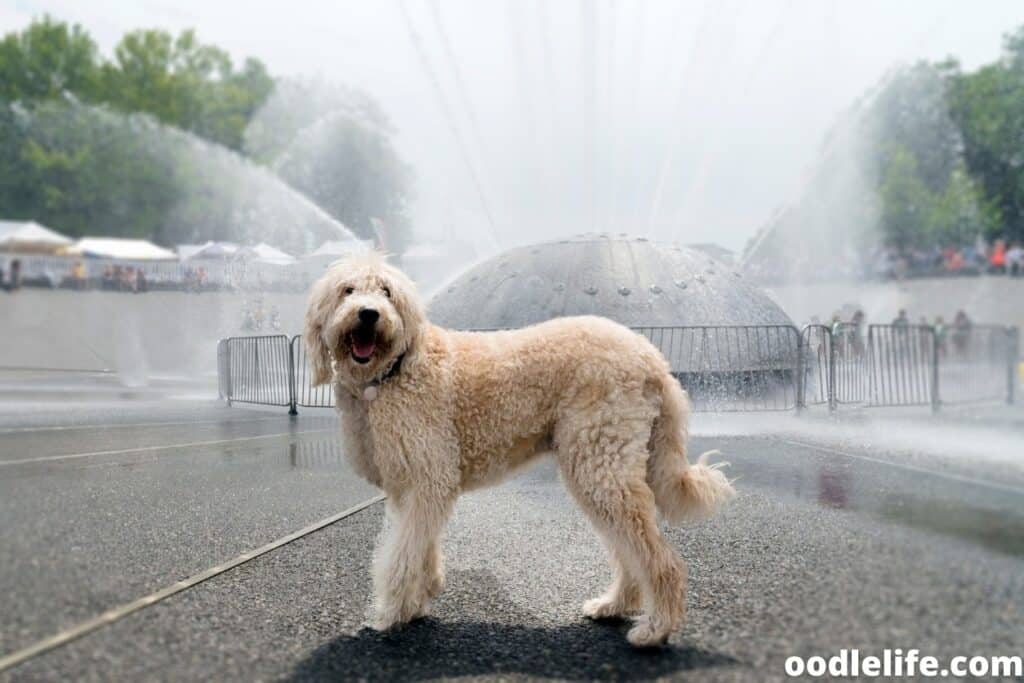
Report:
0,253,317,293
809,308,980,358
871,238,1024,280
240,298,282,332
0,254,282,293
749,236,1024,284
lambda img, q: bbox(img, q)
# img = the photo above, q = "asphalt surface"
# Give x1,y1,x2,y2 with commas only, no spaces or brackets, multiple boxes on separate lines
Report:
2,380,1023,681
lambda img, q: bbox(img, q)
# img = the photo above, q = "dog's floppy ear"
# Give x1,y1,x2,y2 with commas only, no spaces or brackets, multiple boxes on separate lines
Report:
304,274,336,387
382,265,426,355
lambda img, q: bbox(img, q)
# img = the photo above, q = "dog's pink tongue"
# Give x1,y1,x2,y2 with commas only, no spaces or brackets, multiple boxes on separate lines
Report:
353,339,376,359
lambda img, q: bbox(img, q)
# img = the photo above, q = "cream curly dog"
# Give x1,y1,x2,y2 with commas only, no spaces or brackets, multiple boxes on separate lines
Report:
304,252,734,647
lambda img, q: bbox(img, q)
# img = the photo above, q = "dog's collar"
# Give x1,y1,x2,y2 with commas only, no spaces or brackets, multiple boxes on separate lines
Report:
358,353,405,401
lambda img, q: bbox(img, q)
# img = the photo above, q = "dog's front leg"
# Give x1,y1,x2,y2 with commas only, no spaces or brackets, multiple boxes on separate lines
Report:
371,488,454,630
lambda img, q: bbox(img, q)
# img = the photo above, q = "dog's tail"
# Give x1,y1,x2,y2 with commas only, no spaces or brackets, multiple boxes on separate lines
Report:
648,373,735,524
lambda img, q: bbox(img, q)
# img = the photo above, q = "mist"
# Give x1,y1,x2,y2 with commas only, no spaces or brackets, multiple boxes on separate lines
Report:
8,0,1022,254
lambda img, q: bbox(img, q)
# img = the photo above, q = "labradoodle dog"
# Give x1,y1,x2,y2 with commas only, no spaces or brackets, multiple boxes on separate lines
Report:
304,252,734,647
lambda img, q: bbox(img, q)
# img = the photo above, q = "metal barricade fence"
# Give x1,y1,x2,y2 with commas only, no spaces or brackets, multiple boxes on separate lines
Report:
217,339,229,400
938,324,1014,405
866,325,937,409
223,335,294,409
217,324,1018,415
830,322,869,407
290,335,335,409
634,325,801,412
1011,327,1021,406
799,324,833,409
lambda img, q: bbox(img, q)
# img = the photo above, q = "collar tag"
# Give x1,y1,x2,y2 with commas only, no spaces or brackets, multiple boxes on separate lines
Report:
357,353,405,402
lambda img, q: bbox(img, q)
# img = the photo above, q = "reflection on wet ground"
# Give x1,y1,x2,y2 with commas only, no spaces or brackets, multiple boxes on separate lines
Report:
286,440,346,470
723,438,1024,557
879,499,1024,556
0,409,373,655
3,397,1023,680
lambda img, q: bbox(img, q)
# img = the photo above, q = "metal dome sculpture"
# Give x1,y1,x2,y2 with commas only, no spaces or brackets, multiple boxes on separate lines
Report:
428,235,800,409
429,233,792,329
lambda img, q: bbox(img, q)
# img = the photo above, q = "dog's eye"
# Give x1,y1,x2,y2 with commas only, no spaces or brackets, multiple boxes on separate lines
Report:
343,286,354,295
382,286,391,298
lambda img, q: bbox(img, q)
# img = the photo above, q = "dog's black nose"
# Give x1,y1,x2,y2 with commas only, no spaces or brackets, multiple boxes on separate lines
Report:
358,308,380,324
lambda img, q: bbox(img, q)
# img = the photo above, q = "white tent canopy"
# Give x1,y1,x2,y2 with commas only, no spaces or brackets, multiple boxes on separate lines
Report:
234,242,295,265
0,220,72,252
304,239,373,275
308,239,373,259
65,237,177,261
183,241,239,261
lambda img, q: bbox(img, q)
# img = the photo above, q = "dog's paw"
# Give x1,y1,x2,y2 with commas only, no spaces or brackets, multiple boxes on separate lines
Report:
370,611,404,632
372,593,432,631
371,608,428,632
425,570,445,599
626,616,670,648
583,596,629,620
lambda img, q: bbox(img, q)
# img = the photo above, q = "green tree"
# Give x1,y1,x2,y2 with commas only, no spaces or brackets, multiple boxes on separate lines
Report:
101,29,273,150
0,19,273,151
878,145,933,248
243,78,390,162
0,18,409,253
0,16,100,102
747,56,1010,273
0,103,34,220
945,32,1024,242
9,100,183,239
928,162,1001,245
866,62,963,193
2,98,350,252
246,79,413,250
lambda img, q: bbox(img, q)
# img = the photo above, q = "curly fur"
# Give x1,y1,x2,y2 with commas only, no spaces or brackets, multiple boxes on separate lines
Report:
305,252,735,647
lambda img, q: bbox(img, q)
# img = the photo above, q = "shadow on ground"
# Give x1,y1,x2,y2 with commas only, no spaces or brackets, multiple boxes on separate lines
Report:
286,617,738,681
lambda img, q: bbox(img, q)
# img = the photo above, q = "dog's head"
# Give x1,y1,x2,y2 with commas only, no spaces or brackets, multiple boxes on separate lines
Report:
303,252,425,387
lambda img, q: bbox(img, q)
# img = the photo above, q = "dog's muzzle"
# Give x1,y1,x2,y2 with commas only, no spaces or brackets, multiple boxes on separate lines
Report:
349,308,380,364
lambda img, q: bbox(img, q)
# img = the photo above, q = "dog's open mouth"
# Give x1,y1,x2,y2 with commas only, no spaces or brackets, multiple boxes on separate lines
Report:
349,326,378,364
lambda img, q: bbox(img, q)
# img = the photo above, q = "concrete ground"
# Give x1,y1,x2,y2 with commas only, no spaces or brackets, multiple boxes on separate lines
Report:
1,376,1023,681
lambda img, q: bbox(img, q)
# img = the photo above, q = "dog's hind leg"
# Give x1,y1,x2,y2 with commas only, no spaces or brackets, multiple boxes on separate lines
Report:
423,536,445,599
372,490,454,630
582,538,642,619
557,415,687,647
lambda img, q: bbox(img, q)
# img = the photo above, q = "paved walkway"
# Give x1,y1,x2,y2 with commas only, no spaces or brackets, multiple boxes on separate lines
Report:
2,391,1023,680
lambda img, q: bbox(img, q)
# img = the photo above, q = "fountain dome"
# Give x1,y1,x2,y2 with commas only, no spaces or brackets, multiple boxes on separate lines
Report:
428,234,792,329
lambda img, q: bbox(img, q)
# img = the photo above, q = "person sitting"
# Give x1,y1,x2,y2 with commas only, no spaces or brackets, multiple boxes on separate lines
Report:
70,261,87,290
989,239,1007,274
934,316,947,356
8,259,21,292
948,248,965,273
121,266,136,293
952,310,972,356
102,266,116,290
1007,242,1023,277
849,310,866,356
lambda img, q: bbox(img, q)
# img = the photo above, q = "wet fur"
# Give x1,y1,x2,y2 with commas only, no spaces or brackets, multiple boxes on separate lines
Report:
304,252,735,647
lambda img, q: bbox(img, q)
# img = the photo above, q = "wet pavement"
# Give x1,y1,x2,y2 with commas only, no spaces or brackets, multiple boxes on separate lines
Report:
1,380,1023,681
0,381,377,658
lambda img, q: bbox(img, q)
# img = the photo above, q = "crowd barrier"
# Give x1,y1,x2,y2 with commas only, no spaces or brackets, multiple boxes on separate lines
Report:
2,252,324,292
217,323,1019,415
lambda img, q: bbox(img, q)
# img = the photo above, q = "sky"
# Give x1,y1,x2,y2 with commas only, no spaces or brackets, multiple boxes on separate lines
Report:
5,0,1024,254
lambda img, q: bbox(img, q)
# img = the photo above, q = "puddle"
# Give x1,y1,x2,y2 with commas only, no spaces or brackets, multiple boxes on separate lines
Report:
737,456,1024,557
285,440,346,470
